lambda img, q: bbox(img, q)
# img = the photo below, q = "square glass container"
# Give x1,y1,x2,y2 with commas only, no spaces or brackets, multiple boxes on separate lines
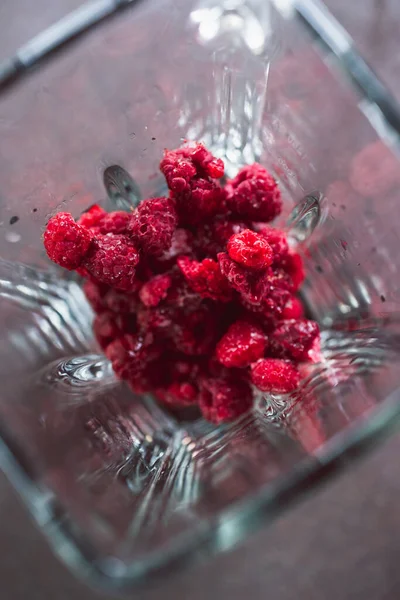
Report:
1,0,400,590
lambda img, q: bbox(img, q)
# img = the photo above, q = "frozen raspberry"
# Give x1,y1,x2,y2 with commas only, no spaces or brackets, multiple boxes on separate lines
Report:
156,382,198,407
105,333,159,381
139,274,172,307
251,358,300,393
137,304,175,333
282,296,304,319
44,212,93,270
199,376,253,424
83,280,109,313
78,204,107,230
160,150,197,193
226,164,282,222
349,140,400,198
270,319,320,361
158,228,194,262
129,196,177,256
258,225,289,264
83,233,139,291
218,252,269,306
260,286,292,319
227,229,273,270
100,211,132,235
163,143,225,181
216,320,267,368
187,143,224,179
281,251,305,291
177,256,233,302
93,311,136,350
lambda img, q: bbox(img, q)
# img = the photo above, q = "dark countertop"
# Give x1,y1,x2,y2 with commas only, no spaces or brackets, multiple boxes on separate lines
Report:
1,1,400,598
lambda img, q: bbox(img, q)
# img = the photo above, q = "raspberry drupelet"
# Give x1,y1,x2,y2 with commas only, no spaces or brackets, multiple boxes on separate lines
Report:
43,142,320,424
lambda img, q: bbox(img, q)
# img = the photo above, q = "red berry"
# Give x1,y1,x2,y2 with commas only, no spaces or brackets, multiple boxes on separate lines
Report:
77,204,107,230
226,164,282,222
282,296,304,319
129,197,177,256
105,333,159,381
44,212,93,270
218,252,269,306
83,233,139,291
160,150,197,192
251,358,300,393
177,256,233,302
281,251,305,291
258,225,289,264
216,320,267,368
227,229,273,270
270,319,320,361
139,274,172,307
100,211,132,235
199,376,253,423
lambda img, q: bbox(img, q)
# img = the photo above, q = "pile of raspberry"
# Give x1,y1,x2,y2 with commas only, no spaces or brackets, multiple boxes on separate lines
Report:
43,143,320,424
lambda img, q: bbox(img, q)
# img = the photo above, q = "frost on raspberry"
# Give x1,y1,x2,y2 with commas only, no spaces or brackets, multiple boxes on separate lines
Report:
270,319,320,361
176,178,226,226
129,196,177,256
199,376,253,424
216,320,267,368
227,229,273,270
177,256,233,302
83,233,139,291
251,358,300,394
139,274,172,307
44,212,93,270
226,164,282,222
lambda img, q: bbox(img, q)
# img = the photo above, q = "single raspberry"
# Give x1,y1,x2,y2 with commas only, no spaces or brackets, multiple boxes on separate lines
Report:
99,211,132,235
93,311,136,350
199,376,253,424
105,333,159,381
158,228,194,262
77,204,107,230
83,233,139,291
281,251,305,291
165,143,225,180
226,164,282,222
251,358,300,393
216,320,267,368
218,252,269,306
177,256,233,302
160,150,197,193
258,225,289,265
156,382,198,407
282,296,304,319
139,274,172,307
44,212,93,270
227,229,273,270
129,196,177,256
270,319,320,361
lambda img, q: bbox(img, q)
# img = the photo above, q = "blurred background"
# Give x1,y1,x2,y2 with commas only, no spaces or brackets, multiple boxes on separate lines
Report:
1,1,400,598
